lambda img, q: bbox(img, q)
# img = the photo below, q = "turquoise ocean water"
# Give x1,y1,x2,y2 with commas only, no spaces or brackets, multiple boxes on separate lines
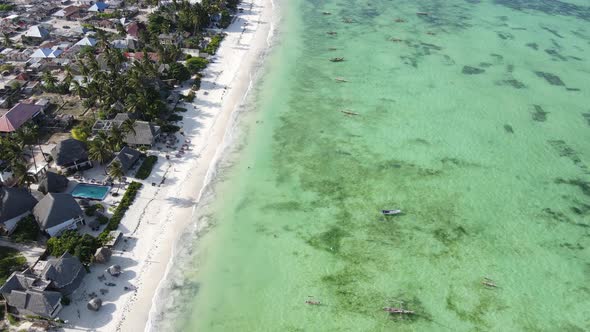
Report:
153,0,590,331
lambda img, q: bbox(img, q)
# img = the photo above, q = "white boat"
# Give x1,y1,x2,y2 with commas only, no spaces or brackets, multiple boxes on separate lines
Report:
382,209,402,215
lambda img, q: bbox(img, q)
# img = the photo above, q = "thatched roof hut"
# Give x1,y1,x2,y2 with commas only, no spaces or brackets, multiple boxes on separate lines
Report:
87,297,102,311
94,247,112,264
107,264,121,276
37,171,69,194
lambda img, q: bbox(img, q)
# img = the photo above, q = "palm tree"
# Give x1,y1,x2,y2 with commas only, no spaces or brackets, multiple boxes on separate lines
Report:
108,126,124,152
71,81,86,100
116,23,126,37
88,135,113,165
107,160,125,194
0,136,23,166
2,33,12,47
10,159,35,190
120,118,136,136
14,124,45,170
41,71,57,91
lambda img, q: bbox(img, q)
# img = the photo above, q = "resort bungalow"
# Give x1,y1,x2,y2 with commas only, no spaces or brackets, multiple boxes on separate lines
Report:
37,252,86,295
0,103,44,134
0,253,86,318
110,146,141,174
124,121,161,148
33,193,85,237
0,272,62,319
0,187,38,235
51,138,93,173
37,171,69,195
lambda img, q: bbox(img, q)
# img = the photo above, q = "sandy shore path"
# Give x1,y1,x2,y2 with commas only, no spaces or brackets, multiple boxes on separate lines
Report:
59,0,274,330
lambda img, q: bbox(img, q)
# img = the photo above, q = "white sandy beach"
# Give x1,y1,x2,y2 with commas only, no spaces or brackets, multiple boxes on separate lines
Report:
59,0,275,330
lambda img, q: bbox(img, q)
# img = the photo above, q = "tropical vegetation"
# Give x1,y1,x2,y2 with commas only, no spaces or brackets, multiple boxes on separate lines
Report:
108,160,125,193
0,124,45,189
11,215,40,243
135,156,158,179
46,230,100,264
0,247,27,284
98,182,142,243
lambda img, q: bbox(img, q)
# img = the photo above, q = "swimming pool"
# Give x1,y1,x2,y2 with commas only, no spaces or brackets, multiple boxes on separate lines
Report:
71,184,111,200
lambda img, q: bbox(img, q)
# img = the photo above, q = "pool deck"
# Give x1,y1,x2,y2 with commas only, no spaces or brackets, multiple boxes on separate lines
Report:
70,183,111,201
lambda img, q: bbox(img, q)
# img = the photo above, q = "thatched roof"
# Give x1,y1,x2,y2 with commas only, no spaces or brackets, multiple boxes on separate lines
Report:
33,193,83,230
94,247,112,264
0,187,38,223
110,146,141,173
124,121,160,146
107,264,121,276
37,171,69,194
87,297,102,311
51,139,88,166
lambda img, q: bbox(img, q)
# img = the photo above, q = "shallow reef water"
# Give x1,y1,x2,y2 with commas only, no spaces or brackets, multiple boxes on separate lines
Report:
154,0,590,331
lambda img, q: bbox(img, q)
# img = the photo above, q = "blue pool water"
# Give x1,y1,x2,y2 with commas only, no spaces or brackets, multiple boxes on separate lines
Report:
71,184,110,200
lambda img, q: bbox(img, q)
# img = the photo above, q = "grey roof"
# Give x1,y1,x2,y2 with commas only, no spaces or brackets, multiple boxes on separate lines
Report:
111,146,141,173
37,172,69,194
0,272,50,295
124,121,160,146
112,112,137,124
52,139,88,166
41,252,84,289
0,188,38,223
0,272,59,318
14,290,62,317
33,193,83,230
94,247,112,263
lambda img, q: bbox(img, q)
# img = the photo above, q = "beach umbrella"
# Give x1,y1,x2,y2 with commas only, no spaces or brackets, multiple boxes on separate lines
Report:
87,298,102,311
94,247,112,264
107,264,122,276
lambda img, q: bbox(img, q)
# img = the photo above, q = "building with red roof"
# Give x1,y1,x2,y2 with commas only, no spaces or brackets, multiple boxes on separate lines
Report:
126,22,146,39
0,103,43,133
123,52,160,62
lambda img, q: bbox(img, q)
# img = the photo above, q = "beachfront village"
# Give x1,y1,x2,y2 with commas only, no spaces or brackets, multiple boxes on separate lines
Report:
0,0,241,329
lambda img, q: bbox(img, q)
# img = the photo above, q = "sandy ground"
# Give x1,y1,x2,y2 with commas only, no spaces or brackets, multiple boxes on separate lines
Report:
58,0,274,330
0,239,45,267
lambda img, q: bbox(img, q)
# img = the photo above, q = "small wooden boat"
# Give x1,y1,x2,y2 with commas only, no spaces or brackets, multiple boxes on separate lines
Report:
327,31,338,35
328,47,338,51
384,307,415,315
394,18,406,23
330,57,344,62
306,296,321,305
343,18,354,23
334,77,348,83
417,12,430,16
341,110,359,116
322,11,331,15
482,277,498,288
390,38,403,42
382,209,402,215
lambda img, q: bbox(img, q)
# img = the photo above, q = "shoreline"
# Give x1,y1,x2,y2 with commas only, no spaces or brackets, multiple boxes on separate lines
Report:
58,0,276,330
144,0,278,329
